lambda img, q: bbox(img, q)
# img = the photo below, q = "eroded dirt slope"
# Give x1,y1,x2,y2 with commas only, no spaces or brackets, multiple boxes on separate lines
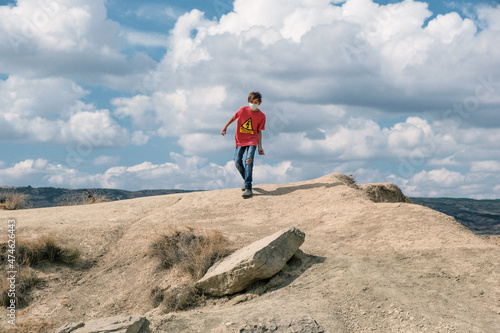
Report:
1,174,498,332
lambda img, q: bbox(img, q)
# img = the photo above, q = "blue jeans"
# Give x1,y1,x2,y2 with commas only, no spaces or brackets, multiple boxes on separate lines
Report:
234,145,256,190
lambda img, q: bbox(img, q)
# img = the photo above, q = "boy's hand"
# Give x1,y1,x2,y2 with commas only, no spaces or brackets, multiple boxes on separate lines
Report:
258,147,265,155
220,128,226,136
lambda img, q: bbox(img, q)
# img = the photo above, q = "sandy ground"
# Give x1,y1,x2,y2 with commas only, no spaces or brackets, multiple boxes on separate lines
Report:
0,173,499,332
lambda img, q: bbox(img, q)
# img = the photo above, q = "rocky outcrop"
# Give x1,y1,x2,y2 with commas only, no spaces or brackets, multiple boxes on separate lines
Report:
54,315,147,333
195,227,305,296
212,315,325,332
359,183,413,203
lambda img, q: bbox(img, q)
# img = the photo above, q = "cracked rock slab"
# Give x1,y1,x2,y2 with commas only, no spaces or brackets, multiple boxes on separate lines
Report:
212,314,325,332
54,315,146,333
195,227,305,296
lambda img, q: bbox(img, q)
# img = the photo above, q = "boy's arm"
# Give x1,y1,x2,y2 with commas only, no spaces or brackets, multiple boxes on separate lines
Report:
221,116,236,136
258,130,264,155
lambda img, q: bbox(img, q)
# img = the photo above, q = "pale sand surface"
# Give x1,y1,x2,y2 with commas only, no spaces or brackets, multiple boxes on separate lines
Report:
0,173,498,332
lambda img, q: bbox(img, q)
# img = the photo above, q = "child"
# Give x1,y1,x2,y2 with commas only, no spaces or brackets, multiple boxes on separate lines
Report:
221,91,266,198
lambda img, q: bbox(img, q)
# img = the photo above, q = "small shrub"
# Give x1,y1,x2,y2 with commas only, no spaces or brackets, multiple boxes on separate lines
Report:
0,191,30,210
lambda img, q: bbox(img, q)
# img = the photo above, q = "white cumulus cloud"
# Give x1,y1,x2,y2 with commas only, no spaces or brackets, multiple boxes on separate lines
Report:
2,0,500,198
0,0,155,88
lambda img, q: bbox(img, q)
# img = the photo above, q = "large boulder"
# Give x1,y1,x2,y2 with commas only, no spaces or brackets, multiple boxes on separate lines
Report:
195,227,305,296
54,315,147,333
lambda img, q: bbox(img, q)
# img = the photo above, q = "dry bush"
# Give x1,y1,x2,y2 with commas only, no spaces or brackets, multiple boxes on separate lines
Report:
339,174,359,189
0,191,30,210
150,228,232,312
150,286,164,307
0,235,80,267
151,282,205,313
161,283,201,312
3,317,53,333
0,266,43,308
0,235,80,309
58,191,110,206
151,228,232,280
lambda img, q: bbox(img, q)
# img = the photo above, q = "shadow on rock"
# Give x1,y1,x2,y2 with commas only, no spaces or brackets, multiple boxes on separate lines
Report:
252,182,344,196
244,249,326,296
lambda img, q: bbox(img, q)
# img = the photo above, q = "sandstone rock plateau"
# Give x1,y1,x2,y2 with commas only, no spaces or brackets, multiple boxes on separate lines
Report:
0,173,498,332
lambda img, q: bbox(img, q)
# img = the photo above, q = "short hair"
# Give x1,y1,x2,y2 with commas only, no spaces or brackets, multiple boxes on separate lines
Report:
248,91,262,103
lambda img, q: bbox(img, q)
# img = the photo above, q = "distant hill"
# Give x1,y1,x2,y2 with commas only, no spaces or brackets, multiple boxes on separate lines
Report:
0,186,196,208
411,197,500,235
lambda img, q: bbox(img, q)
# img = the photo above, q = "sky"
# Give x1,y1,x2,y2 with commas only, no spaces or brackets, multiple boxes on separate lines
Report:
0,0,500,198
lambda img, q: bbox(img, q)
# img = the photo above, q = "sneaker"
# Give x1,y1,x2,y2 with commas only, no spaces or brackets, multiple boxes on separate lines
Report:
242,189,253,198
241,183,246,191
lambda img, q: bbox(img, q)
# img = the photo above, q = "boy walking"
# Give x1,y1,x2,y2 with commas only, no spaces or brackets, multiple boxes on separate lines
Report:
221,91,266,198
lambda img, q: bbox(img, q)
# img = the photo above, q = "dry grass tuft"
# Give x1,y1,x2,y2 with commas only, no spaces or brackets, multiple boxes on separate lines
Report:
339,174,359,189
0,191,30,210
0,235,81,309
151,228,232,280
3,317,53,333
0,235,80,267
150,286,164,307
0,266,43,308
150,228,232,312
161,283,201,312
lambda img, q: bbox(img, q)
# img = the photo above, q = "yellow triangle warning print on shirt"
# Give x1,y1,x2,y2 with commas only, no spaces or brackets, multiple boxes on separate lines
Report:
240,118,254,134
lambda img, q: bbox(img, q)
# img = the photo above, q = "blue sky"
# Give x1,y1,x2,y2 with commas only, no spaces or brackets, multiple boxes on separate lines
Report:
1,0,500,198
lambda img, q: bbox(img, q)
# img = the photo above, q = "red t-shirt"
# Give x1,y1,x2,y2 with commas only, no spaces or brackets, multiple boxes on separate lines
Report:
233,106,266,147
